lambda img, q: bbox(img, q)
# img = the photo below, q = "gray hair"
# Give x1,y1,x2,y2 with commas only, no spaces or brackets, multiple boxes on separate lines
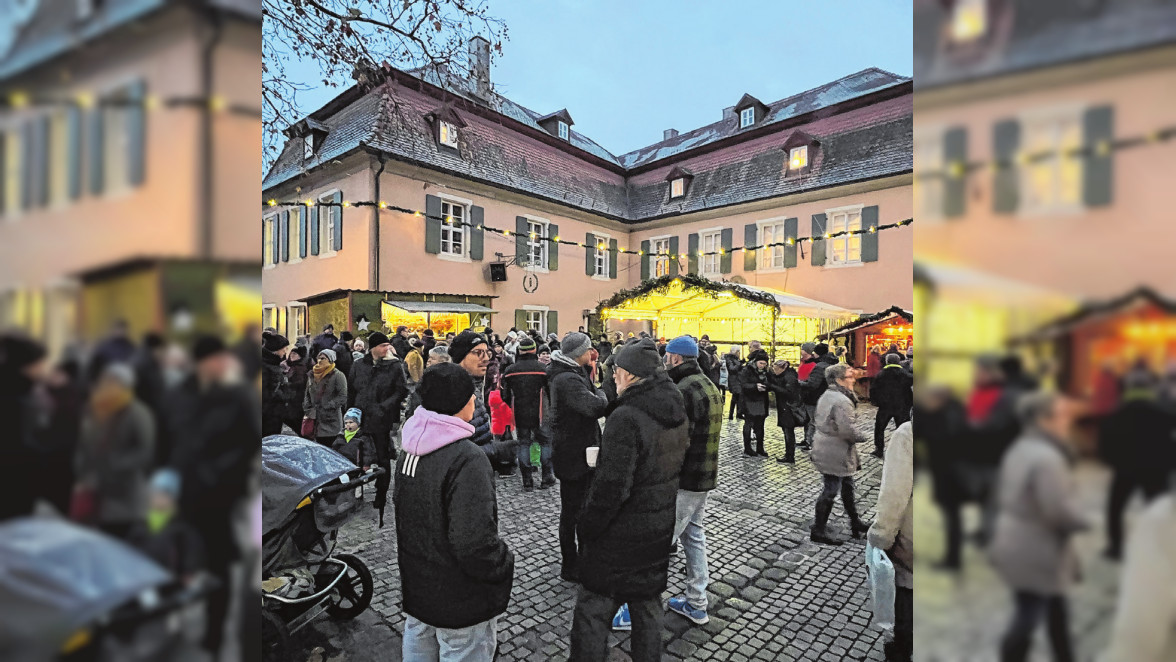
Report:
428,346,451,362
885,353,902,366
102,363,136,389
1016,391,1060,426
825,362,853,384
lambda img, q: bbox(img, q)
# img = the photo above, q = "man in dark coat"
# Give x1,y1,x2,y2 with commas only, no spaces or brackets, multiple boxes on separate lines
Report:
964,355,1023,545
0,334,50,521
134,333,169,460
546,332,609,582
769,359,805,464
500,336,554,490
570,339,689,661
723,349,744,420
349,331,409,521
390,325,412,361
871,353,914,458
260,334,290,437
308,323,338,364
88,319,136,385
800,342,839,449
917,385,969,569
395,363,513,659
738,350,772,457
595,333,613,363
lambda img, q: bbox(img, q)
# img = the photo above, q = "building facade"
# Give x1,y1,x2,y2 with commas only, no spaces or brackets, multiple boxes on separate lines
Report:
262,41,913,344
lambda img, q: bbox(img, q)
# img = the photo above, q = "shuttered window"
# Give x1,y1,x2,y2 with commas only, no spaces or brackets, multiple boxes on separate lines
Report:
317,191,340,256
827,207,863,265
2,129,20,217
1021,108,1083,214
759,221,786,270
526,219,549,269
914,131,944,221
700,230,721,275
440,200,466,257
652,237,671,277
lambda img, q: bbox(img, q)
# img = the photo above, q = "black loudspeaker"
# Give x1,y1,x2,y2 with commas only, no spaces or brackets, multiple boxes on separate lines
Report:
488,262,508,282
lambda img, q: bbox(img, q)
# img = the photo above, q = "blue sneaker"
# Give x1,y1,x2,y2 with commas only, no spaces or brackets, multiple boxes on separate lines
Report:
667,596,709,625
611,603,631,631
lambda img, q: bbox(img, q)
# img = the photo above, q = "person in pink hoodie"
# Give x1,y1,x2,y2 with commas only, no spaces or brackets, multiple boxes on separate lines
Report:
395,362,514,661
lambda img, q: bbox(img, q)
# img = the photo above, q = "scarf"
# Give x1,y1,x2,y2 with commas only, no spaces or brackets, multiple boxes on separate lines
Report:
550,350,580,369
343,429,358,443
312,362,335,381
967,384,1003,424
90,382,133,422
147,507,173,535
829,382,858,406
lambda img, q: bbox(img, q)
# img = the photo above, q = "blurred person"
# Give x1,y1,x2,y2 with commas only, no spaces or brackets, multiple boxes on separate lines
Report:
405,337,426,387
303,349,348,446
349,331,409,525
809,363,870,545
260,333,290,437
738,349,772,457
0,334,50,521
89,319,136,384
595,333,613,362
1000,354,1039,392
800,342,839,450
331,408,377,470
331,331,356,391
422,329,437,354
835,345,851,367
41,359,86,513
134,332,169,442
966,354,1024,545
547,332,561,353
396,363,514,662
234,325,263,384
1090,359,1123,419
724,346,744,420
701,339,721,388
769,359,805,464
990,392,1089,662
284,346,310,431
663,336,723,627
871,354,913,459
917,385,970,570
866,347,883,379
571,339,688,660
127,468,206,584
501,335,555,491
74,363,155,539
390,325,412,360
868,420,914,662
901,347,913,374
449,331,513,477
546,332,609,583
308,323,339,362
445,331,456,344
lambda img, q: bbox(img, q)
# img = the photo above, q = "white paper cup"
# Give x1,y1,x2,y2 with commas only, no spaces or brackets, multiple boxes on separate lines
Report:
585,446,600,468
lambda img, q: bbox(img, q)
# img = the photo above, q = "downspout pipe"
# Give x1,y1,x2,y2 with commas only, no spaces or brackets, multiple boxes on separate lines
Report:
199,9,223,259
372,153,386,290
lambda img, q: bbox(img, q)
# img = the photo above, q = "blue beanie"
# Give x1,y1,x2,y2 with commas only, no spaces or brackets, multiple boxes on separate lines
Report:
150,468,182,499
344,408,362,424
665,335,698,357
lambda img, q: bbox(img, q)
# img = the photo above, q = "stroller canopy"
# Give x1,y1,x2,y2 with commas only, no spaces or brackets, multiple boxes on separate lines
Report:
262,434,357,535
0,518,172,649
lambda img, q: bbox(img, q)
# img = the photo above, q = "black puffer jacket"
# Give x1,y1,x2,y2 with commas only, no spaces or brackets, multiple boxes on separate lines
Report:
547,359,609,481
349,355,408,459
261,351,288,437
500,356,547,430
737,363,771,417
872,364,913,413
768,366,805,428
331,339,355,390
801,353,839,405
469,380,493,449
577,373,689,600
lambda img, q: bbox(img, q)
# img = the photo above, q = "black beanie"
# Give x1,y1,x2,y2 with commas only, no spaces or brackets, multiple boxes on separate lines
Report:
748,349,770,363
263,333,289,353
193,335,227,362
516,336,537,354
340,331,354,343
367,332,390,348
614,338,663,379
0,334,47,371
814,343,830,357
419,362,476,416
448,330,487,364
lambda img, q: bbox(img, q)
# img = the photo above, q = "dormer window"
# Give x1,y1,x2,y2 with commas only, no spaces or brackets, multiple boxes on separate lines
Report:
558,121,569,140
285,117,329,162
665,166,694,199
303,135,315,159
952,0,987,42
425,105,467,151
781,130,820,175
439,121,459,148
733,93,769,130
671,178,685,198
740,107,755,128
538,109,575,141
789,145,808,170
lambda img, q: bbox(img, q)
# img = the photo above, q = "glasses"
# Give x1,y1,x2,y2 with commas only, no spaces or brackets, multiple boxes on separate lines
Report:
470,349,491,358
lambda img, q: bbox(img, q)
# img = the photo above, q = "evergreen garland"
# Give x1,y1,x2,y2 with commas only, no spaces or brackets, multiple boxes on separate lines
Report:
595,273,779,316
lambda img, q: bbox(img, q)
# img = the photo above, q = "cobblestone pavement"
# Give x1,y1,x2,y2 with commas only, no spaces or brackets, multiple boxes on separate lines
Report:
288,402,895,661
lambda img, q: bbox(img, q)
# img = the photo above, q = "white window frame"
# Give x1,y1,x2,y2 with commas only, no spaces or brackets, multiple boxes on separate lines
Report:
593,232,611,280
263,214,277,268
698,227,723,277
1018,105,1085,217
825,204,864,268
286,302,308,340
303,134,314,160
101,80,135,197
952,0,987,43
651,235,672,278
670,178,685,198
262,304,276,330
739,107,755,128
757,218,788,272
436,193,472,262
913,128,945,223
788,145,808,171
3,127,23,219
317,190,340,258
524,216,549,272
49,110,68,208
523,305,548,335
557,121,569,140
285,206,301,264
439,120,459,149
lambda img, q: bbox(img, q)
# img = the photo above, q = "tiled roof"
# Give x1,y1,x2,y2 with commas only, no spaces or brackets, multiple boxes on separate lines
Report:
914,0,1176,89
263,67,912,223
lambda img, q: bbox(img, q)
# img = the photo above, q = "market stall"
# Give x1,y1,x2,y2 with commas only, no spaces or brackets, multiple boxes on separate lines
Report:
818,306,913,399
596,274,857,362
381,299,497,335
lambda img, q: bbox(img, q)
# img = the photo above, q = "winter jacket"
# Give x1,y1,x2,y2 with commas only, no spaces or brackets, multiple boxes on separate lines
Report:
405,349,425,384
810,386,866,477
261,351,289,437
349,354,409,449
768,366,806,429
1101,495,1176,662
488,390,513,437
737,364,770,418
75,400,156,524
546,359,609,481
1097,395,1176,484
330,340,355,390
500,356,548,430
868,421,914,589
331,429,377,468
309,332,338,364
394,407,514,629
127,516,206,579
469,380,494,450
390,335,412,361
284,360,310,430
723,354,744,389
700,347,721,387
988,429,1090,595
966,385,1022,467
577,373,689,600
797,357,817,382
303,369,348,437
871,364,913,413
800,353,839,405
595,341,613,363
668,359,723,492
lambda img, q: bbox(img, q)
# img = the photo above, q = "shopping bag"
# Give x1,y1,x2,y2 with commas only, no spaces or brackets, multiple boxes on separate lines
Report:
864,541,896,639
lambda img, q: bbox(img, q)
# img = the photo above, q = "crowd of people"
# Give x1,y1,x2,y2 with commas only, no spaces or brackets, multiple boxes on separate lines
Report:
258,321,916,662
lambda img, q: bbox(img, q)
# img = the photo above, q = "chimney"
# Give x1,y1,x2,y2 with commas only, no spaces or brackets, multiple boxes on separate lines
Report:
663,128,679,141
722,106,735,120
469,36,491,100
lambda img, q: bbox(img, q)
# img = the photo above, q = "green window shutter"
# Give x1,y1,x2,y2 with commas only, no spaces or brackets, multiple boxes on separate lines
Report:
515,216,528,262
88,107,104,195
993,119,1020,214
515,309,527,331
640,240,650,280
67,107,83,200
547,223,558,270
270,218,279,264
811,213,827,266
298,208,307,258
720,228,733,273
469,205,485,260
127,80,146,186
743,223,757,271
943,126,967,218
281,210,290,262
687,233,699,275
35,116,50,207
668,236,679,276
546,310,558,336
1083,105,1114,207
783,217,798,268
309,205,320,255
609,238,618,279
0,133,5,212
584,232,597,276
332,191,344,251
424,194,442,254
861,206,879,263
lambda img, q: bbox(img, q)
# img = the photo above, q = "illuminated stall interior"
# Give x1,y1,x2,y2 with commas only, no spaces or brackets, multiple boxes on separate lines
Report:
381,300,496,336
597,275,857,362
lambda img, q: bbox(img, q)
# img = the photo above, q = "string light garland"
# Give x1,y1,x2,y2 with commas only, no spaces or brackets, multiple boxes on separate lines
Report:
262,198,913,257
3,92,262,117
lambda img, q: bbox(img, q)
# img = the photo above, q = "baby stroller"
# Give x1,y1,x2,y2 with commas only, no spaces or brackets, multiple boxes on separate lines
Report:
0,517,213,662
261,434,384,661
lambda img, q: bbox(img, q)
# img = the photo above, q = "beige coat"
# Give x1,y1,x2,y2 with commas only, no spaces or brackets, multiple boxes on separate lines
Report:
1101,494,1176,662
988,430,1089,595
868,421,913,589
809,387,865,477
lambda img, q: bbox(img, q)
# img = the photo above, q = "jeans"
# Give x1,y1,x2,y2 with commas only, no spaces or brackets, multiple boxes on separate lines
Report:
569,586,662,662
999,592,1073,662
402,614,498,662
514,427,555,486
873,407,910,454
559,476,591,573
673,490,709,610
802,403,817,446
814,474,860,529
742,415,766,453
885,586,913,661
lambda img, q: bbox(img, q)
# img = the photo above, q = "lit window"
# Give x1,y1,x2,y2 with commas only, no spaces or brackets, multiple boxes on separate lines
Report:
439,121,458,148
1022,110,1083,214
49,111,69,206
701,230,721,276
789,145,808,170
594,236,609,278
759,222,786,270
670,178,685,198
914,132,944,221
952,0,987,42
262,305,276,330
526,219,548,268
263,215,276,265
526,309,546,333
652,237,671,277
828,208,863,265
558,121,569,140
287,304,307,339
288,207,301,261
318,192,339,254
104,95,131,192
3,130,21,216
439,200,466,257
740,107,755,128
304,135,314,159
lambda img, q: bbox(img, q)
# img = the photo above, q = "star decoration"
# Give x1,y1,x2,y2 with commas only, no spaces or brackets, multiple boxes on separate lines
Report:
356,315,371,331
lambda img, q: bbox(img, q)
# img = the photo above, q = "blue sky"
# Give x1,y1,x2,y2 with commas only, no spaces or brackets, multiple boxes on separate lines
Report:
284,0,912,156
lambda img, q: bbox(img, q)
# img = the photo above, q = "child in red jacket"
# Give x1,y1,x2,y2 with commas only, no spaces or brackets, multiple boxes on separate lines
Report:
488,389,514,440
